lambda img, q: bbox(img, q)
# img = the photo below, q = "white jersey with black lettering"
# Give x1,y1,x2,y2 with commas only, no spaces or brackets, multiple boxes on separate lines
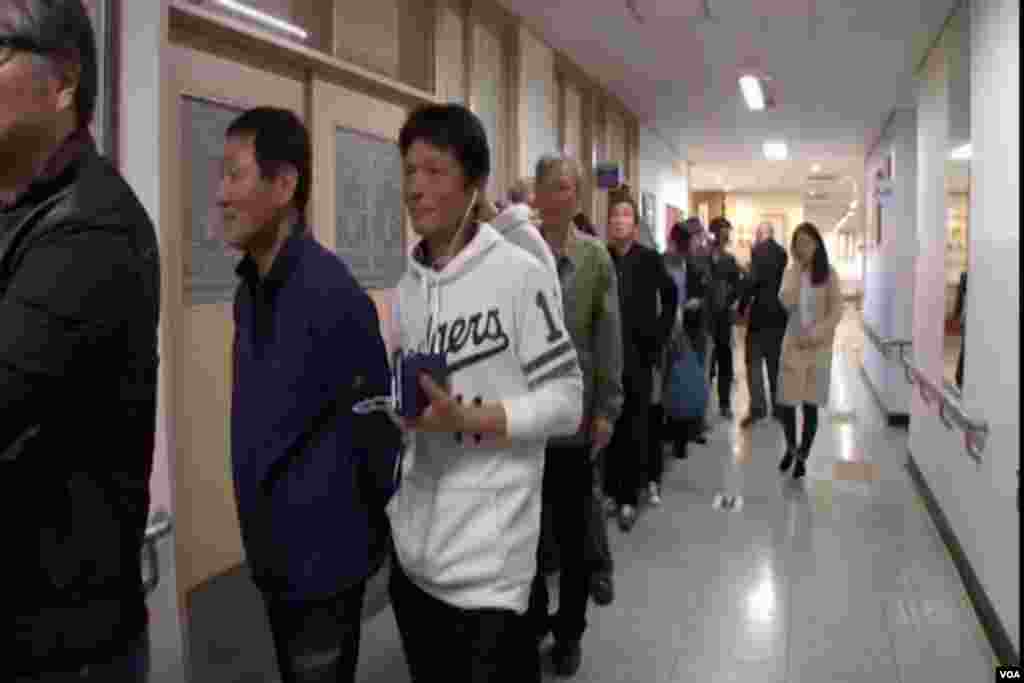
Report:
387,222,583,614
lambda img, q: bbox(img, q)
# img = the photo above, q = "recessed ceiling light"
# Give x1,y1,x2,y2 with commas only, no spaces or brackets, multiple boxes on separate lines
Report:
763,141,788,161
739,75,765,111
212,0,309,39
950,143,971,160
811,163,822,173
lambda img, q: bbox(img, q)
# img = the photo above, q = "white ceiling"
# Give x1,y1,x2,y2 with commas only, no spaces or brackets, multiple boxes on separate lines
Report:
498,0,957,193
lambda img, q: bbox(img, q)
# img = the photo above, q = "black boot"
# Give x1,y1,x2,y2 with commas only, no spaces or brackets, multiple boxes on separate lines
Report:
792,450,808,479
779,448,796,473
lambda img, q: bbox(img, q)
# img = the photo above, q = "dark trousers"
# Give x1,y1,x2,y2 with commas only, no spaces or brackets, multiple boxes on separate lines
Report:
390,560,540,683
14,632,149,682
955,330,965,388
711,333,735,410
263,579,367,683
778,403,819,456
528,444,594,645
647,405,666,485
745,325,786,418
607,361,652,507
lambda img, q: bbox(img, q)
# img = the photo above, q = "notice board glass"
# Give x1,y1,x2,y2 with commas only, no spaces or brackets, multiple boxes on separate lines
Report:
334,127,405,289
183,96,244,306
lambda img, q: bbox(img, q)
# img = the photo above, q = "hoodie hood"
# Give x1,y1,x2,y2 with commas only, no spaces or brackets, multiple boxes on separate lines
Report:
491,203,532,236
405,223,503,341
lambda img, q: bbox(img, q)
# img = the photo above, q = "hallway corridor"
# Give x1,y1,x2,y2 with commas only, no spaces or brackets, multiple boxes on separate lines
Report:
186,306,1000,682
352,306,997,682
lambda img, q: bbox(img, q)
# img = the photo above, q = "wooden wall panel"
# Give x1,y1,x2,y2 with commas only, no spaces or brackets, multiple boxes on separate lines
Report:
333,0,401,79
309,77,410,349
435,0,466,103
517,26,558,181
471,17,507,197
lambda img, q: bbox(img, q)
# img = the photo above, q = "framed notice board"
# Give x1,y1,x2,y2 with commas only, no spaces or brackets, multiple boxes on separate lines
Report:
333,127,405,289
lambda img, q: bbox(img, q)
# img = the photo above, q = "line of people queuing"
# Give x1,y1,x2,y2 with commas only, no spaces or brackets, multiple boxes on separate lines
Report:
0,5,844,677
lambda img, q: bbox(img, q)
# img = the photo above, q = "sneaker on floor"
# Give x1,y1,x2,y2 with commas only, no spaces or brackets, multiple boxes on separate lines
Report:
551,639,582,677
647,482,662,506
589,572,614,606
617,504,637,532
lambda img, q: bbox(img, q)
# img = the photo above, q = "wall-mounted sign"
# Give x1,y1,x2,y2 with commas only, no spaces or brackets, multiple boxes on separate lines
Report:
595,162,622,189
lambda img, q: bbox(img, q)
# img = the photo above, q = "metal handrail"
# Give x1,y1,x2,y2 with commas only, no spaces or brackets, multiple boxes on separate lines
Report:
861,319,912,360
895,344,989,464
142,509,174,595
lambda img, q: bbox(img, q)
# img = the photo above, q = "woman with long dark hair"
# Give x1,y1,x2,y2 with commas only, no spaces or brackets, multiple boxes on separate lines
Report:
776,222,843,479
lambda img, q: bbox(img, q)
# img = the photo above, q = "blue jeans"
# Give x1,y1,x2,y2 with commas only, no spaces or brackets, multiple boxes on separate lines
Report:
15,633,149,682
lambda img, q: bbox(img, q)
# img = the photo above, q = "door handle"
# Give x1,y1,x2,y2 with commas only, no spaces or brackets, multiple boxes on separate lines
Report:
142,509,173,595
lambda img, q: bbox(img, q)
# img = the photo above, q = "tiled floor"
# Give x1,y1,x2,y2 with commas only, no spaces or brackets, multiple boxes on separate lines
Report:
190,305,998,682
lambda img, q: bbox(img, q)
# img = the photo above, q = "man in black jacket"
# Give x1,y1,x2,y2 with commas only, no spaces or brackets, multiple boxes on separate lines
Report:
738,222,789,427
1,2,160,679
605,192,677,531
705,217,743,420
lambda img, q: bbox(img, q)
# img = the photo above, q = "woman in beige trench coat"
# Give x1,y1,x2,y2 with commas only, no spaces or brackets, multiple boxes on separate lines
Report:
776,222,843,479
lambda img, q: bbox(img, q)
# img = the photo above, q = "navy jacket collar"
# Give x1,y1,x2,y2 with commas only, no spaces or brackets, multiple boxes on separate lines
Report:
236,224,306,293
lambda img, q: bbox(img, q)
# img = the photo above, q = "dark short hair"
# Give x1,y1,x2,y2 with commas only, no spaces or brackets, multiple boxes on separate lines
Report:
708,216,732,236
792,221,831,285
573,211,597,236
669,221,693,252
607,186,639,224
399,104,490,189
0,0,98,129
226,107,312,213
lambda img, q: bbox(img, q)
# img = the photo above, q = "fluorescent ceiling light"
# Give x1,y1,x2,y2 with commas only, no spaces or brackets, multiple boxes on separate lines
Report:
850,199,859,209
212,0,309,39
950,143,972,160
739,75,765,111
763,141,788,160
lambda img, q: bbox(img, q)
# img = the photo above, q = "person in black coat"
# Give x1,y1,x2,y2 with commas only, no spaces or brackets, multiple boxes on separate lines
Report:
605,194,677,530
1,3,161,677
737,222,789,426
705,217,744,419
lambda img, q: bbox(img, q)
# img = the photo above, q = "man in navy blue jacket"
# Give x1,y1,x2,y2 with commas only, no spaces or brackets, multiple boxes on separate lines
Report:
220,107,401,683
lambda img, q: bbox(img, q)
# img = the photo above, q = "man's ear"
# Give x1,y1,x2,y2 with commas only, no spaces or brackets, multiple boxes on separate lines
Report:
53,58,82,114
273,165,300,208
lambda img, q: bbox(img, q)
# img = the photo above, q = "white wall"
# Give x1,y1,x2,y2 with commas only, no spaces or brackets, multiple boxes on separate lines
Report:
636,127,687,252
120,2,189,679
909,0,1019,654
862,109,916,417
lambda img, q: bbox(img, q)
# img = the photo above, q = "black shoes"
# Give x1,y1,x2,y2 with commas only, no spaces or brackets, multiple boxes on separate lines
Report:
779,448,796,473
720,405,734,420
551,639,582,677
617,504,637,532
590,572,614,606
792,456,807,479
780,448,808,478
